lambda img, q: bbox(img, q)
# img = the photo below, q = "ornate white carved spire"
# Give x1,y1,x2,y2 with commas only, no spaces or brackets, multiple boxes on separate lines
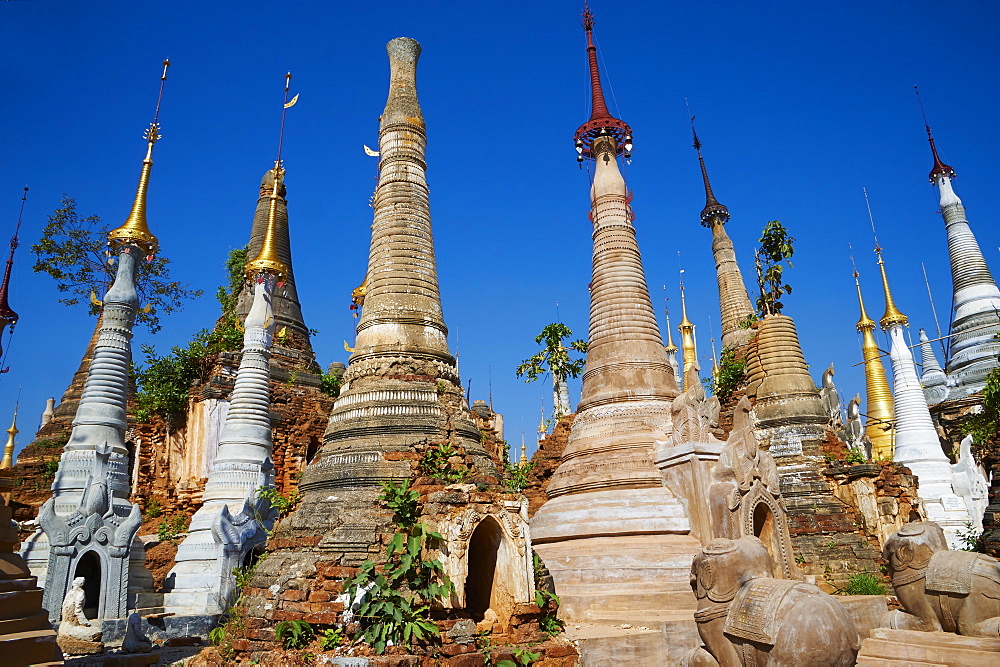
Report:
878,249,970,547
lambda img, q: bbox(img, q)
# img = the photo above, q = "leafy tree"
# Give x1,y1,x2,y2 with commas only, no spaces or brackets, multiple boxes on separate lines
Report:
754,220,795,317
516,323,588,419
132,247,249,424
31,196,202,333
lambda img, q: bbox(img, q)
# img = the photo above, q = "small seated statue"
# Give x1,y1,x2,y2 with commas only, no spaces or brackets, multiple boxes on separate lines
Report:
883,521,1000,637
58,576,102,645
122,609,153,653
685,537,859,666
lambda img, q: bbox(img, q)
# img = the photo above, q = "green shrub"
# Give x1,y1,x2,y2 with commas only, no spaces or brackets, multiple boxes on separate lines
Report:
145,498,162,519
707,348,746,402
418,443,468,483
842,572,887,596
318,627,345,650
275,619,314,650
157,515,188,541
345,480,452,654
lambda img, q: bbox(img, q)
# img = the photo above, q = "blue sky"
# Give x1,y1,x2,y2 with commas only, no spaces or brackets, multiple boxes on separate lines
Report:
1,1,998,458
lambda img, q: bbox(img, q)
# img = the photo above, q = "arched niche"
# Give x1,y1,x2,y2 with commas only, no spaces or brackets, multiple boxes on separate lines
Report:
75,550,103,619
466,517,502,621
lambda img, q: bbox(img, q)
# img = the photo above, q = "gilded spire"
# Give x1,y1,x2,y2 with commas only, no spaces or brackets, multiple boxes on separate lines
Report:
854,269,876,333
246,72,294,280
107,59,169,255
679,283,697,375
689,114,729,227
0,405,15,469
854,269,895,458
664,311,678,353
573,5,632,161
710,337,720,378
876,247,908,330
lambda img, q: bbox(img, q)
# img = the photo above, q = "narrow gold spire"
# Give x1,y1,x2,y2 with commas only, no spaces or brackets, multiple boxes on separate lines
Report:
710,337,720,378
664,313,678,353
876,247,908,329
854,269,895,458
679,283,697,376
107,59,168,255
0,405,17,470
245,166,289,279
245,72,293,280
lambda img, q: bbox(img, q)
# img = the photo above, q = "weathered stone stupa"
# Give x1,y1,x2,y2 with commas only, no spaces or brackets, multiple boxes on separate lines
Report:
162,159,291,616
530,8,697,622
243,37,510,627
853,270,895,459
877,248,971,547
22,62,171,620
690,124,755,351
921,115,1000,399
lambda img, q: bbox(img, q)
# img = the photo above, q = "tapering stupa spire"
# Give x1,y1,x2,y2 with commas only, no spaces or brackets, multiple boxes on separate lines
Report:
877,247,970,546
237,73,307,344
853,269,894,459
0,406,15,470
165,73,297,615
918,328,948,404
664,303,680,383
30,60,170,621
916,87,1000,398
532,7,696,623
679,282,697,379
689,115,755,349
0,187,26,360
296,36,493,494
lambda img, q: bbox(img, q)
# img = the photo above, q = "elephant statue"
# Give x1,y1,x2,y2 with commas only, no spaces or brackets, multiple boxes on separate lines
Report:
883,521,1000,636
685,537,859,666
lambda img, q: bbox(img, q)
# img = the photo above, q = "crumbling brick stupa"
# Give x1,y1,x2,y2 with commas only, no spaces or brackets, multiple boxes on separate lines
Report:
234,37,537,659
130,164,333,517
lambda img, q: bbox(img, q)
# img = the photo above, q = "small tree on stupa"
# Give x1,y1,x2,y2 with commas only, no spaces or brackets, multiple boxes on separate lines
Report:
516,323,589,419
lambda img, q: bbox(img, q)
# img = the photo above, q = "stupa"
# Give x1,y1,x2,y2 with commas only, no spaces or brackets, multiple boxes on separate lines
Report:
23,61,171,620
530,7,697,623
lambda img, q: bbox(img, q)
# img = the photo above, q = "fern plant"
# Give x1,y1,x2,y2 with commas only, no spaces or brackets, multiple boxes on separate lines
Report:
345,480,453,654
275,619,314,650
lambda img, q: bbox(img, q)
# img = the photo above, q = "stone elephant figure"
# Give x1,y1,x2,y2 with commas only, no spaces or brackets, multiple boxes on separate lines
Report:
883,521,1000,636
685,537,859,666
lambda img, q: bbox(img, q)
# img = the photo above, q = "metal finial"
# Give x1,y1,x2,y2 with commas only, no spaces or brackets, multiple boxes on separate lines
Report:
914,86,954,182
108,60,168,254
246,72,296,280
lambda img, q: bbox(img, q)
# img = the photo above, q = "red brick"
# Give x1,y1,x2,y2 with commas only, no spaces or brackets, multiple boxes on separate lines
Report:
269,610,306,621
444,654,486,666
280,589,307,601
279,600,310,613
304,611,341,625
542,643,578,658
308,591,333,603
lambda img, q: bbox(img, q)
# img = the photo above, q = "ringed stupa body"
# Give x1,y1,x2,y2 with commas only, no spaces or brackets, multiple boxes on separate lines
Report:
920,107,1000,400
530,8,697,621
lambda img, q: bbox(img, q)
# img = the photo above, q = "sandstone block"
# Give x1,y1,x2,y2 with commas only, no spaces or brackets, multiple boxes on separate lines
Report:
56,635,104,655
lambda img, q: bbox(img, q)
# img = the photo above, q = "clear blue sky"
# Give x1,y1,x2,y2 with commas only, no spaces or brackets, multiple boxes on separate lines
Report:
1,1,998,458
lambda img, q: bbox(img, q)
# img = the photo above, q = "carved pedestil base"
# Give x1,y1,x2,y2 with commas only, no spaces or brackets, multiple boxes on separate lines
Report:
857,627,1000,666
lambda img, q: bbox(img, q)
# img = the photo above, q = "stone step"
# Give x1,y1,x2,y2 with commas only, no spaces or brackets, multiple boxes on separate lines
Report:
0,610,52,635
0,628,62,666
857,628,1000,667
0,588,46,620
